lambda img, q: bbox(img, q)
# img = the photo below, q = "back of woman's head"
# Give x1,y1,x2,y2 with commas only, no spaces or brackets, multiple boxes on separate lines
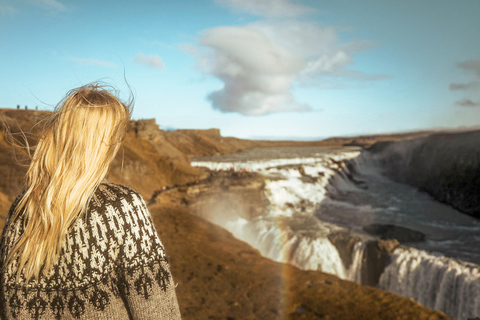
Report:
8,83,132,281
40,84,131,184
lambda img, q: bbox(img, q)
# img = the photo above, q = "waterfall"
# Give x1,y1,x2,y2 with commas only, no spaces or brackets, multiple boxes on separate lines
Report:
224,217,347,278
378,247,480,319
347,241,367,283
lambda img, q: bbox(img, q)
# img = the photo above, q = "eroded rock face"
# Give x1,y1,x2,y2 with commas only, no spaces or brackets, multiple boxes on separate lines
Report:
368,131,480,219
133,118,163,142
361,239,400,287
363,223,426,243
328,231,401,287
327,231,361,270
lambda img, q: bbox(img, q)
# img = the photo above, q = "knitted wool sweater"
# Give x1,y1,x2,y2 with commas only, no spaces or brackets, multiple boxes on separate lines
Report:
0,182,181,319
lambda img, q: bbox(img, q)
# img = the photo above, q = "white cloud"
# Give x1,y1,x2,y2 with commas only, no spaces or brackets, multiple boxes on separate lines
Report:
194,21,384,116
215,0,314,18
198,25,310,115
135,53,165,70
70,57,116,68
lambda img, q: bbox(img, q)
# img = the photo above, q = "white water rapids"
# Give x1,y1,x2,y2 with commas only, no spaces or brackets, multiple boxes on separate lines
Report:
192,146,480,319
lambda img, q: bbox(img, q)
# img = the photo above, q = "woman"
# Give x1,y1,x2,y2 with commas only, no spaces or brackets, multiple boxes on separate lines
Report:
0,84,181,319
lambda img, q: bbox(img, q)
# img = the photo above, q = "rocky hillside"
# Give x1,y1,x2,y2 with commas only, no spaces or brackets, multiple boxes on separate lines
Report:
0,109,450,319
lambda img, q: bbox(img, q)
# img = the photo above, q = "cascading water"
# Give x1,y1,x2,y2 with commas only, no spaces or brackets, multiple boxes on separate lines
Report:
192,145,480,319
379,247,480,320
347,241,367,283
192,147,361,279
224,216,347,278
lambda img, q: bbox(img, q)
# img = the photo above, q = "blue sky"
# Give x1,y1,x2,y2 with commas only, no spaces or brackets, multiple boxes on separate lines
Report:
1,0,479,139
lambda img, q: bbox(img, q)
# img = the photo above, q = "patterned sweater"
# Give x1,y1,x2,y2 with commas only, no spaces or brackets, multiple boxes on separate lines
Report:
0,182,181,319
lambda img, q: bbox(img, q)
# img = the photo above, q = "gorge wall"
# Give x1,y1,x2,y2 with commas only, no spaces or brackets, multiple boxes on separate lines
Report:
367,130,480,219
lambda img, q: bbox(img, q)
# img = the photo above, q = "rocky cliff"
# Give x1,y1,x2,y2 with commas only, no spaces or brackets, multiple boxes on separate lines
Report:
367,130,480,219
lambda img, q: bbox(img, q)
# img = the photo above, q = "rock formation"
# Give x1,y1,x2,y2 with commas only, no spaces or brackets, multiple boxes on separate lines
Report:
362,223,426,243
361,239,400,287
327,231,361,269
368,131,480,219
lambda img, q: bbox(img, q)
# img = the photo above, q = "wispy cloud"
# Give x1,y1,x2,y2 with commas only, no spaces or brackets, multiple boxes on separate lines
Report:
450,59,480,91
450,81,480,91
25,0,67,12
37,0,66,11
193,18,386,116
456,59,480,76
0,4,16,15
451,58,480,107
456,99,480,107
215,0,315,18
69,57,116,68
2,0,67,15
135,53,164,69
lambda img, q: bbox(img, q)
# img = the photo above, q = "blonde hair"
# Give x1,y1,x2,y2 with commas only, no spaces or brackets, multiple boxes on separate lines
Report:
7,83,132,281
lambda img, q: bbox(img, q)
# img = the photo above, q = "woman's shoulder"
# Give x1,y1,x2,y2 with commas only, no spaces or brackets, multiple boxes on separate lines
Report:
97,181,142,198
89,181,145,209
86,182,166,269
86,182,156,242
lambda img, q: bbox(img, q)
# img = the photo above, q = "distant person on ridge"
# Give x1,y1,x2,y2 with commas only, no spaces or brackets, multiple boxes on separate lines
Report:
0,84,182,319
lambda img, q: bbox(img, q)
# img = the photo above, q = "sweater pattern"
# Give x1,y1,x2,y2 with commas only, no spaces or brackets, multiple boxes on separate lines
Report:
0,183,173,319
